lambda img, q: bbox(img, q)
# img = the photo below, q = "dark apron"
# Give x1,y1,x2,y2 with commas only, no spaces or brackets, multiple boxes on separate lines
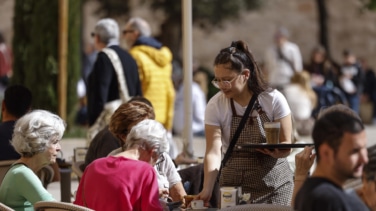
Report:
219,99,293,205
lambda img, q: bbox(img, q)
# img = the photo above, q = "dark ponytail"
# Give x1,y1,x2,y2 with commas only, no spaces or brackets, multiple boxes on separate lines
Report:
214,40,268,95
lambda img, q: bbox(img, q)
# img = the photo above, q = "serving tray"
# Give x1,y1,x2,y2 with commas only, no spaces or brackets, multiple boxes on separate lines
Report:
235,143,314,149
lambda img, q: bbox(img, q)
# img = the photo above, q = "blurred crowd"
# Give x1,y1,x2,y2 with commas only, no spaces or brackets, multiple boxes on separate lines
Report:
0,21,374,144
1,17,376,211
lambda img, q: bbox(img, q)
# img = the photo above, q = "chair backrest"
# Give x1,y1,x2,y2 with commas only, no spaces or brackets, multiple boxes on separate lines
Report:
71,160,84,181
73,148,88,162
34,201,94,211
71,148,88,181
0,202,15,211
0,160,16,185
218,204,294,211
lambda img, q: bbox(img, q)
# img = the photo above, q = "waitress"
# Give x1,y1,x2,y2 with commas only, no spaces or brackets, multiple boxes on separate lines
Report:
197,40,293,206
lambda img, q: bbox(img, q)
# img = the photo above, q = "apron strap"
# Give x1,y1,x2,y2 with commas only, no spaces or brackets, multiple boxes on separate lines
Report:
221,94,258,168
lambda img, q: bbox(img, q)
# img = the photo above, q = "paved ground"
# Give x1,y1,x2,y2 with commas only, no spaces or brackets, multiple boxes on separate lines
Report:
47,124,376,202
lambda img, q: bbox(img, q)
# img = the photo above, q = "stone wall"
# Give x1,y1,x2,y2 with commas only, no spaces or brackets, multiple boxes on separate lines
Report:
0,0,15,45
191,0,376,70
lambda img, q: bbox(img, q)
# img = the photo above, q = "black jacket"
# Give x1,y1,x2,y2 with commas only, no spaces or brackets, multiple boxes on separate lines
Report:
87,45,142,125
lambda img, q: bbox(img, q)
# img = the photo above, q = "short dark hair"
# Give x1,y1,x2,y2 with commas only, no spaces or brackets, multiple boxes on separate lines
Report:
4,85,32,118
312,104,364,162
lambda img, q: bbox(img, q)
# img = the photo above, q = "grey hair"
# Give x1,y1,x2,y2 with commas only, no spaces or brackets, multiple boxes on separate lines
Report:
124,119,169,155
275,26,289,38
128,17,151,37
94,18,119,44
11,110,66,157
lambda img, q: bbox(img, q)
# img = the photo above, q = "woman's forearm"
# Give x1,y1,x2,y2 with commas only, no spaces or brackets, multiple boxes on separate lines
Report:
202,153,221,192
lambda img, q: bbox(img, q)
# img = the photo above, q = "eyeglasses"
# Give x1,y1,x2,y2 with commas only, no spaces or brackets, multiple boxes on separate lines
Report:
211,73,242,89
156,153,165,165
122,29,134,35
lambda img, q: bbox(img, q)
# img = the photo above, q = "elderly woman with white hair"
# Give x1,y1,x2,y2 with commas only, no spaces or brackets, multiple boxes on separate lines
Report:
0,110,66,210
74,119,169,211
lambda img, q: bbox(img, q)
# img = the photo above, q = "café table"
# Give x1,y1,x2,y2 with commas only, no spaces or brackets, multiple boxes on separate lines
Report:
173,208,217,211
217,203,294,211
174,203,294,210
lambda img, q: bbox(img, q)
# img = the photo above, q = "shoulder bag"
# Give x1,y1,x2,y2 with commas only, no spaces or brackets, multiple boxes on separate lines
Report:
86,48,131,144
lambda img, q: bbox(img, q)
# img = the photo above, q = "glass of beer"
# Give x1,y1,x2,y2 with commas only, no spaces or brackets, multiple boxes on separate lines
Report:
264,122,280,144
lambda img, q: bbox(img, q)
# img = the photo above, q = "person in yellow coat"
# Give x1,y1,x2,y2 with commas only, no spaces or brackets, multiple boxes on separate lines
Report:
122,17,178,158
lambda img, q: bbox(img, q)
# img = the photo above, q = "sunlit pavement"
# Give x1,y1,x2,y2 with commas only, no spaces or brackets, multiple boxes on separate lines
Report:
48,124,376,202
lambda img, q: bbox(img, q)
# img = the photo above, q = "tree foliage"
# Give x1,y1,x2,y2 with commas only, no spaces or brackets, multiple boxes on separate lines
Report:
67,0,82,121
360,0,376,10
12,0,59,112
12,0,81,122
149,0,262,28
91,0,131,18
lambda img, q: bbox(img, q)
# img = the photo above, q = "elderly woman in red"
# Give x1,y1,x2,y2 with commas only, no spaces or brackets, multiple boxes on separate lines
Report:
74,119,169,211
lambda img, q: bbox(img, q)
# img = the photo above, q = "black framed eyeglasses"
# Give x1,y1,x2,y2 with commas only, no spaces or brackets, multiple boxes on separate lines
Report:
156,153,165,165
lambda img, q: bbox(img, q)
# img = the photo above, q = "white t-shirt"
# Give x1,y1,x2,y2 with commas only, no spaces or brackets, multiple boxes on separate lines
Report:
205,88,291,153
108,149,181,189
283,84,314,120
264,41,303,87
173,82,206,135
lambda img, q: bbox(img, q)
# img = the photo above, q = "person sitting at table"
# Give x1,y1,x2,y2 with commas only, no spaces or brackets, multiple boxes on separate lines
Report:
74,119,169,211
82,97,154,171
0,85,32,161
293,146,376,210
0,85,60,188
294,104,375,211
0,110,66,211
84,99,186,201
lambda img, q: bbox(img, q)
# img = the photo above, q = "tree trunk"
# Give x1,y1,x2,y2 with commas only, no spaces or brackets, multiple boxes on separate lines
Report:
316,0,330,59
157,17,182,62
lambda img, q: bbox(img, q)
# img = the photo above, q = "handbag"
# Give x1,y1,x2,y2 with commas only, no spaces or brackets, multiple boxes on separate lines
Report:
219,94,258,174
86,48,131,144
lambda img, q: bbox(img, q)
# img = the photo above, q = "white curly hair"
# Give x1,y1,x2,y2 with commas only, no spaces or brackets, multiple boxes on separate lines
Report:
124,119,169,155
11,110,66,157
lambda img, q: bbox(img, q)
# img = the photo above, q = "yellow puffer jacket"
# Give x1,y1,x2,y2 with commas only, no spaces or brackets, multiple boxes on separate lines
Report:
130,45,175,130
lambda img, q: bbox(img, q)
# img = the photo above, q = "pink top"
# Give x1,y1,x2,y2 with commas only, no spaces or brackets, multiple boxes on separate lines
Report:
74,156,162,211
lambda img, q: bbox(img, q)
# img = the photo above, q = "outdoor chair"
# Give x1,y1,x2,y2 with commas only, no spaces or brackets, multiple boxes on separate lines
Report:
218,204,294,211
71,147,88,181
0,160,16,185
0,202,15,211
0,159,55,189
36,165,55,188
34,201,94,211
